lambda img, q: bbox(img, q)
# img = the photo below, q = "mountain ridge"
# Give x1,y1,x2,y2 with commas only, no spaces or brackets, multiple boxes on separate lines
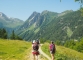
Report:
1,10,83,41
16,10,83,41
16,10,62,40
0,12,24,34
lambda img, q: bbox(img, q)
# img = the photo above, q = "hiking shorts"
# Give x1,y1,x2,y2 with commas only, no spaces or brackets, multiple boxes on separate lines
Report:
50,51,55,54
32,50,40,55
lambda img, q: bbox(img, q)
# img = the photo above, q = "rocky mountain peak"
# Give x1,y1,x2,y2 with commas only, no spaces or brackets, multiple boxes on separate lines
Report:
28,11,40,20
0,12,2,17
0,12,8,18
33,11,39,14
41,10,49,14
0,12,24,29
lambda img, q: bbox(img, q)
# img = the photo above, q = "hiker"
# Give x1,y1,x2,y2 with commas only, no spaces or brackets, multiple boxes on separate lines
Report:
32,40,40,60
36,39,40,46
49,41,56,60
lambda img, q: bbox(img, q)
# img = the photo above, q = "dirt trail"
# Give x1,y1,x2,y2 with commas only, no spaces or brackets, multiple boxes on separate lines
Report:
24,44,51,60
29,52,42,60
39,45,51,60
29,45,51,60
24,48,44,60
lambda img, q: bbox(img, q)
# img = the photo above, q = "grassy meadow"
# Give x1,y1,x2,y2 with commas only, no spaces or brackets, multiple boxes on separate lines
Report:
0,39,48,60
41,43,83,60
1,39,83,60
0,39,31,60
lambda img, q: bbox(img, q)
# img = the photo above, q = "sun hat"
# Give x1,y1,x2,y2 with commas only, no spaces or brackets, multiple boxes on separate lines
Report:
33,40,36,43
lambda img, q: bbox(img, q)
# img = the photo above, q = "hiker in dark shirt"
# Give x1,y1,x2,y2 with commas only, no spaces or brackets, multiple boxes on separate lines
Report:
32,40,40,60
49,41,56,60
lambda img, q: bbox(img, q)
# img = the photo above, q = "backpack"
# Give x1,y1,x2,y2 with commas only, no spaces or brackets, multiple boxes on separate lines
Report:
50,44,55,52
33,43,39,51
36,40,39,44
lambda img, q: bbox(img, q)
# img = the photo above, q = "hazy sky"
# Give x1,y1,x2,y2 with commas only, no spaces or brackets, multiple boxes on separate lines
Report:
0,0,80,21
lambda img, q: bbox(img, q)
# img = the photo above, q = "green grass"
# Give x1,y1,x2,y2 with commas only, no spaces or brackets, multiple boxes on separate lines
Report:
28,22,37,31
34,28,40,34
19,24,35,36
41,43,83,60
67,27,73,38
40,54,48,60
0,39,31,60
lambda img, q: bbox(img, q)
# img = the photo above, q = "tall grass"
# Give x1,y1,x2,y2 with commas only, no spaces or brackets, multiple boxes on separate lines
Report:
41,43,83,60
0,39,31,60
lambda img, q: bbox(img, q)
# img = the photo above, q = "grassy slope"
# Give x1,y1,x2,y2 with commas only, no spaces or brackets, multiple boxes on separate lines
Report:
41,43,83,60
0,39,31,60
67,27,73,38
19,24,35,36
0,39,47,60
34,28,40,34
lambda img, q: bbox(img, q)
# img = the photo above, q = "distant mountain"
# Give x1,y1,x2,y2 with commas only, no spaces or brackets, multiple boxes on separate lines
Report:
0,12,24,34
34,10,83,41
16,10,83,41
16,10,58,40
19,11,40,29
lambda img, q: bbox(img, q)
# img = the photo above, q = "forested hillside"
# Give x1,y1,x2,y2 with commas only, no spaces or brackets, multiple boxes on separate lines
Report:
16,10,58,40
17,10,83,41
35,10,83,41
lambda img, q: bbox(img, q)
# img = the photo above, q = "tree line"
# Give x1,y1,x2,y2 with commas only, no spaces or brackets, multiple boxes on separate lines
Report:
0,28,7,39
0,28,22,40
55,38,83,53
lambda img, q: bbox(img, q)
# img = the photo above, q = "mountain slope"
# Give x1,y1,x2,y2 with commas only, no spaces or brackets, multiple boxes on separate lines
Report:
0,12,24,28
0,12,24,34
16,10,58,40
35,10,83,41
16,10,83,41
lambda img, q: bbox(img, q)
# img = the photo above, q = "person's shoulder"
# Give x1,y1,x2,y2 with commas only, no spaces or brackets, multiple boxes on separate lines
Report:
49,44,52,46
53,43,55,45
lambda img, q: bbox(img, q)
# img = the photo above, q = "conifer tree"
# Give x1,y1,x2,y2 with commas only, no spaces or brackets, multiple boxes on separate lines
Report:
10,30,22,40
2,28,7,39
10,30,15,40
0,28,7,39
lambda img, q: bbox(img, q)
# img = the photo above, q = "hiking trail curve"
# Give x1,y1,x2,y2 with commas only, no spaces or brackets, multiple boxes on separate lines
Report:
39,45,51,60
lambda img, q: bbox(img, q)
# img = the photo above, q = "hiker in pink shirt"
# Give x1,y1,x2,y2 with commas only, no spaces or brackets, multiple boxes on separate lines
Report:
49,41,56,60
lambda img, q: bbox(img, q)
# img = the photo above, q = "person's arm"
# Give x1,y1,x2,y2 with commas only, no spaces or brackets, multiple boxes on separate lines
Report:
54,44,56,52
49,44,51,51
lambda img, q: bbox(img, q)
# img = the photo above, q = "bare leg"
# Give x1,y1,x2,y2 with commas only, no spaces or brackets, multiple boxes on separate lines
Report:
36,55,38,60
51,54,54,60
33,54,35,60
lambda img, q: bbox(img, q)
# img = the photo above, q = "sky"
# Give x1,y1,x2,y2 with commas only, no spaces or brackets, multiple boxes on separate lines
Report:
0,0,80,21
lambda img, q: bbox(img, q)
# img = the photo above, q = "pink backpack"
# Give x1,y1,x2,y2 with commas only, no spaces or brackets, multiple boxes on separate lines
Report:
50,44,55,51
